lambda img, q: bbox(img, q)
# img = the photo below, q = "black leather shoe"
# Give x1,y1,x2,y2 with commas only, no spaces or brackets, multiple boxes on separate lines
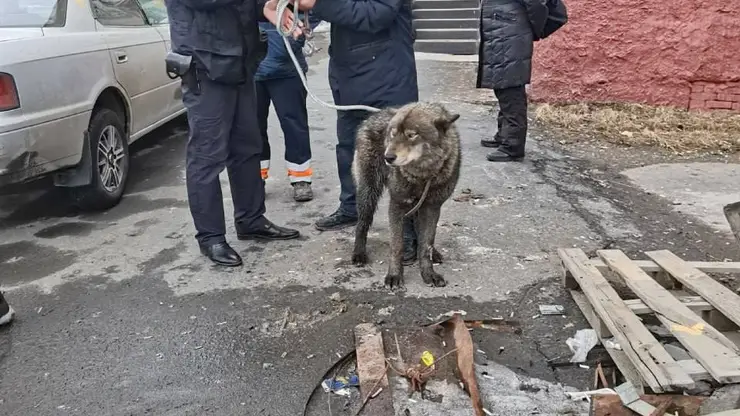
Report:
486,149,524,162
200,242,242,267
480,138,503,148
237,219,300,241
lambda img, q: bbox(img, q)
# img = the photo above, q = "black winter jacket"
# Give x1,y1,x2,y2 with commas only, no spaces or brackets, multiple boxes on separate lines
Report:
311,0,418,108
476,0,548,90
165,0,269,84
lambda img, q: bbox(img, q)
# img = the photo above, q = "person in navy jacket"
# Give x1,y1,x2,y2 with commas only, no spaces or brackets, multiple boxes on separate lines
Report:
255,14,317,202
299,0,422,264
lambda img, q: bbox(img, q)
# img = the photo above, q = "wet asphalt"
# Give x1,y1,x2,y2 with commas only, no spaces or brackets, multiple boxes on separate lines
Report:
2,35,740,415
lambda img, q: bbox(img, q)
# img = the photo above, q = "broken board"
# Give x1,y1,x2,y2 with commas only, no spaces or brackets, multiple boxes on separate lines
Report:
559,248,740,393
354,323,394,415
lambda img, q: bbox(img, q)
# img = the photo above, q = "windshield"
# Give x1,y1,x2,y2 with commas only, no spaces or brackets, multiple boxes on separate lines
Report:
0,0,67,28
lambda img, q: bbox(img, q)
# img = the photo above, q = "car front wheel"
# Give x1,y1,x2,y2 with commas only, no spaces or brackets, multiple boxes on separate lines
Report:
71,108,130,211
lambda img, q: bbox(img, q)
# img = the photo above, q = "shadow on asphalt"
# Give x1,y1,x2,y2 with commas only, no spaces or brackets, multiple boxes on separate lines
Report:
0,117,189,231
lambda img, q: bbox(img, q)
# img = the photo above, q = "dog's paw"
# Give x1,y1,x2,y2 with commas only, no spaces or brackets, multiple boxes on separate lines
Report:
431,247,443,264
422,270,447,287
352,251,368,266
384,274,404,290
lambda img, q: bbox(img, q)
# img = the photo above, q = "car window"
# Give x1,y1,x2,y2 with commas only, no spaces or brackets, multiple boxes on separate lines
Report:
139,0,168,25
91,0,148,27
0,0,67,28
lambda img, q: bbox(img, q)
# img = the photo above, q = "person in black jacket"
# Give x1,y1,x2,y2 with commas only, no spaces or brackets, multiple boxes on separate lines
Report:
476,0,548,162
296,0,423,264
164,0,303,267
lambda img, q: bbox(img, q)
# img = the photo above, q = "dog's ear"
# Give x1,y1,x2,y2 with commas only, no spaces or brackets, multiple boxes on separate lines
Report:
434,113,460,131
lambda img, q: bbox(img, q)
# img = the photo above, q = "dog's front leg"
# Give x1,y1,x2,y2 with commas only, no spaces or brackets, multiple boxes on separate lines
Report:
385,202,405,289
417,204,446,287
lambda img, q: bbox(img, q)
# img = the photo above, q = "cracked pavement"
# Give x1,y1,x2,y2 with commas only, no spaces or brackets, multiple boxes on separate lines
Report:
1,34,740,415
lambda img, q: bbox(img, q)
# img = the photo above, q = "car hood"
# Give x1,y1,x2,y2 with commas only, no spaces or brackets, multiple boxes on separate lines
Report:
0,28,43,43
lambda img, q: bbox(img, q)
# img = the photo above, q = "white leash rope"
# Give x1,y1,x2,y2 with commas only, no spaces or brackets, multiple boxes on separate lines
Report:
273,0,382,113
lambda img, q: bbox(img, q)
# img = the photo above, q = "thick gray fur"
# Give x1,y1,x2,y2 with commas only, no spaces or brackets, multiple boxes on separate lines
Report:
351,102,461,289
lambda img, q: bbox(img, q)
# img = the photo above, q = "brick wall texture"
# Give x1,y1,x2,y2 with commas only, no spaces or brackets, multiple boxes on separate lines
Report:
528,0,740,112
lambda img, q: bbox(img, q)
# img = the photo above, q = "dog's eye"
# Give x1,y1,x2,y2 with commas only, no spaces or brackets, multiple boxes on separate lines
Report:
405,130,417,140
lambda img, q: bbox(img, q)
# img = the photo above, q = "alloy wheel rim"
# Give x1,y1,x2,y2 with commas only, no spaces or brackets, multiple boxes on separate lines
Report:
97,125,125,193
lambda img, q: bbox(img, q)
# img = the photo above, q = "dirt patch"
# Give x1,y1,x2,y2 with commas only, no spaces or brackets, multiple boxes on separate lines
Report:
533,102,740,154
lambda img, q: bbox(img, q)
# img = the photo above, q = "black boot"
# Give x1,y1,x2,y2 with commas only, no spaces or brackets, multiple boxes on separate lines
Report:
314,210,357,231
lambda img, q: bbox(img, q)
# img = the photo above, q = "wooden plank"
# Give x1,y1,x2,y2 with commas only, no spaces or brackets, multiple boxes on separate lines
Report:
598,249,740,384
559,248,694,392
570,290,644,392
589,259,740,274
354,323,393,415
647,250,740,330
624,294,713,315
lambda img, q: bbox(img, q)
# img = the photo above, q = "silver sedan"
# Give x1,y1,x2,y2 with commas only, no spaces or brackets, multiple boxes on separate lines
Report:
0,0,184,210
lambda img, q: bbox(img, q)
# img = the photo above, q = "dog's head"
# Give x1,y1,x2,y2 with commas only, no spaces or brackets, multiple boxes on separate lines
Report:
383,103,460,167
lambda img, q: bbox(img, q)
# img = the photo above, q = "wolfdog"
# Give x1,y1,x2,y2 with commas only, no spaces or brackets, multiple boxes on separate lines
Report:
351,102,461,289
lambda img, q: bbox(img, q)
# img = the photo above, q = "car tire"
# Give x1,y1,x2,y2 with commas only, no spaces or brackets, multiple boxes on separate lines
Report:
71,108,130,211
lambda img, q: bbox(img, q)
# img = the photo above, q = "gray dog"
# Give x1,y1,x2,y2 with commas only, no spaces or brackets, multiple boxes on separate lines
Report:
351,102,461,289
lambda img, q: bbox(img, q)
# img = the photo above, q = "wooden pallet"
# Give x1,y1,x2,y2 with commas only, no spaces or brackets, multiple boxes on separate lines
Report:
558,248,740,394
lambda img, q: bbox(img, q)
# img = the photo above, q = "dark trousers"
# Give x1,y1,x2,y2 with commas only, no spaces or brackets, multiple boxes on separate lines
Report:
493,85,528,157
336,110,365,218
182,76,266,246
256,76,312,183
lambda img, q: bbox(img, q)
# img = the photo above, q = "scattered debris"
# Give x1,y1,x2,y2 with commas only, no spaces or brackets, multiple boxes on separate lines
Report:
377,306,395,316
539,304,565,315
616,381,670,416
262,363,274,370
329,292,343,302
435,310,467,321
566,329,599,363
565,388,618,402
322,374,359,396
464,319,522,334
700,384,740,415
603,338,622,351
453,188,485,203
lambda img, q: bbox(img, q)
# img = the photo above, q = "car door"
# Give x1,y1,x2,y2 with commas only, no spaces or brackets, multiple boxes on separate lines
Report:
90,0,171,139
139,0,185,116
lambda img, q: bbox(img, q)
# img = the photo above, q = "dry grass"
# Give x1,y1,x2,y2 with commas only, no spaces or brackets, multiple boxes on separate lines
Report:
533,102,740,153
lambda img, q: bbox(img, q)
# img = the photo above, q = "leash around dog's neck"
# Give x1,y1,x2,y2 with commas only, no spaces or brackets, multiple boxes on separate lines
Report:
404,179,432,218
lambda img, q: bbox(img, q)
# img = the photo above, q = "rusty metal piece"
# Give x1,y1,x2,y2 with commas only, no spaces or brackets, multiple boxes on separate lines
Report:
464,319,522,334
594,363,609,389
441,314,486,416
592,394,705,416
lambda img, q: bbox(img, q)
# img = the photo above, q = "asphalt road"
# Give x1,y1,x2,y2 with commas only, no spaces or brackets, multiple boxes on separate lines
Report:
2,38,739,415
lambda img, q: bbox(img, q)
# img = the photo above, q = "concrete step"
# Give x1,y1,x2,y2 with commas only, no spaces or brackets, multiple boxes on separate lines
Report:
414,39,478,55
415,28,478,40
412,8,479,19
413,18,479,29
413,0,480,10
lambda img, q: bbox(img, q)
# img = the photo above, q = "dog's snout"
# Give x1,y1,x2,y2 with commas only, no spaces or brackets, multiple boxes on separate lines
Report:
384,153,397,164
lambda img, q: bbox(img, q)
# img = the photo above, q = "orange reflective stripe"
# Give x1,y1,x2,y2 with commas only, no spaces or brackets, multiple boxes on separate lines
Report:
287,168,313,177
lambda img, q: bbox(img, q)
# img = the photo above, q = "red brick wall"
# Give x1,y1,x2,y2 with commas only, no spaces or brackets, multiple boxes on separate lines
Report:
529,0,740,112
689,82,740,111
